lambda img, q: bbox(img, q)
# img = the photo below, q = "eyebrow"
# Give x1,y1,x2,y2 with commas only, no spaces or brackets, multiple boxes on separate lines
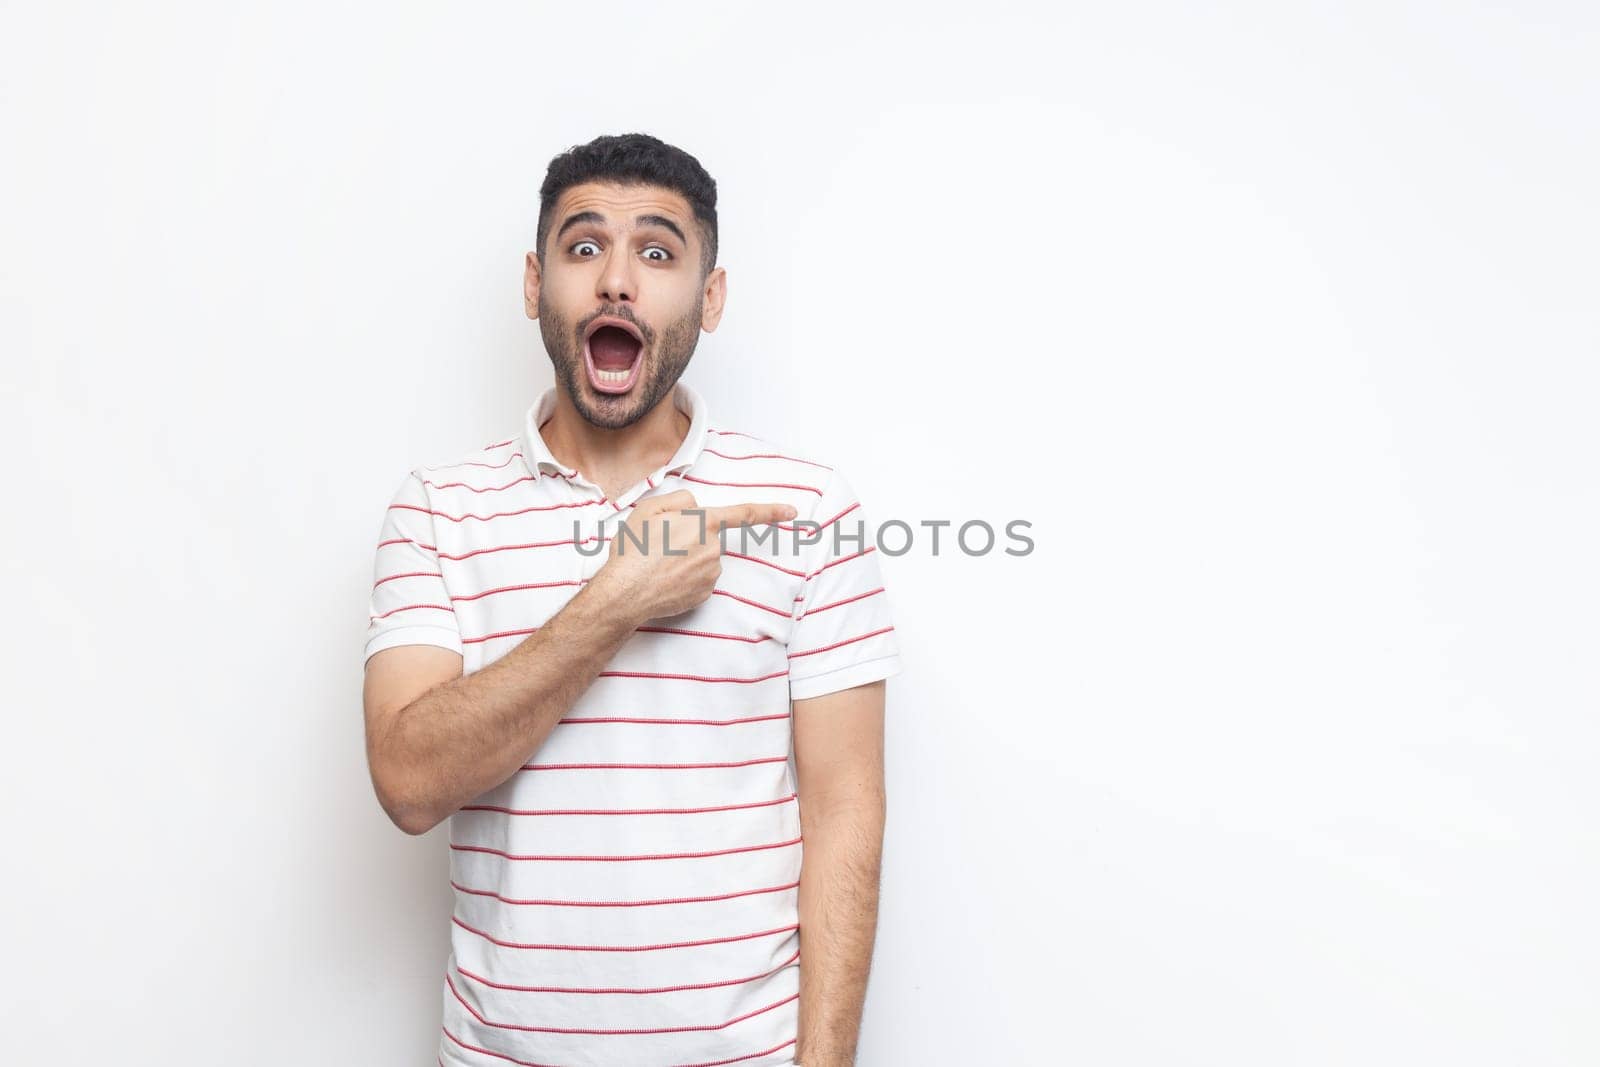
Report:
554,211,688,248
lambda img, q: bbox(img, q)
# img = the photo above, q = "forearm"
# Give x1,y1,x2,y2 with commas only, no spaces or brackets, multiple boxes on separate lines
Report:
376,576,639,833
796,792,886,1066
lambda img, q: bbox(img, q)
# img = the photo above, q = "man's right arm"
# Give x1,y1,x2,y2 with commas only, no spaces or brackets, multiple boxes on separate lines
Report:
363,573,644,835
360,491,796,835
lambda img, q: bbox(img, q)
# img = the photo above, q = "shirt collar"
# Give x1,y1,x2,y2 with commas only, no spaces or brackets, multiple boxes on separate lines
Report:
521,381,709,478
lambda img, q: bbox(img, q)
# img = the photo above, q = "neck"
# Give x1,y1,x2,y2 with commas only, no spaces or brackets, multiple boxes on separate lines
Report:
539,384,690,494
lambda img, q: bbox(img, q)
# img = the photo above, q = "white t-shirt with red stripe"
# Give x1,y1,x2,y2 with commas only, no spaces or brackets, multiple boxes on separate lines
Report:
364,381,903,1067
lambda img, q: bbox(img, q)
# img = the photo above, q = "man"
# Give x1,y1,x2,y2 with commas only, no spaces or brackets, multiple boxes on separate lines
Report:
362,132,903,1067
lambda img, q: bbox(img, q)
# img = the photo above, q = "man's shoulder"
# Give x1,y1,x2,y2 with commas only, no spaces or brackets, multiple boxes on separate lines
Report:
693,426,884,524
410,432,527,489
697,424,840,486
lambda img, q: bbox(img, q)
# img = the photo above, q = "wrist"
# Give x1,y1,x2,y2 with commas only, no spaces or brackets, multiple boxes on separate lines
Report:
583,565,651,632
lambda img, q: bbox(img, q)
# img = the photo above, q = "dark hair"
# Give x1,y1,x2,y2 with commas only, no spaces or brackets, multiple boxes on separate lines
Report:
536,132,719,278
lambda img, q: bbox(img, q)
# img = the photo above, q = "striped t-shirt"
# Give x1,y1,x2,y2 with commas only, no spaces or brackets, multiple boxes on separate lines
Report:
364,381,903,1067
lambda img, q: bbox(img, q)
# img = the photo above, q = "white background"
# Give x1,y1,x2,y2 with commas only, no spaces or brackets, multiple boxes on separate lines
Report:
3,2,1597,1064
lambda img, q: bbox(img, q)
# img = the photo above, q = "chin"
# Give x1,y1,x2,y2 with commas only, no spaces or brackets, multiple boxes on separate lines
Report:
576,382,651,428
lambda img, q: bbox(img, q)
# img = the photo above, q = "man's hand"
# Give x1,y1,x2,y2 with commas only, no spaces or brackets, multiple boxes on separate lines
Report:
592,489,797,621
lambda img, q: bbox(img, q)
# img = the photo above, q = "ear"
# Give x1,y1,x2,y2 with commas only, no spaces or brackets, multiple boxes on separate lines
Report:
523,251,541,320
700,265,728,332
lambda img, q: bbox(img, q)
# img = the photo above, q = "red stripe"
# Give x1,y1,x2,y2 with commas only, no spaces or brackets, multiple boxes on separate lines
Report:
420,466,590,494
453,947,799,993
461,621,782,649
446,971,796,1036
463,627,538,646
799,586,885,617
391,499,604,523
521,756,788,771
393,578,788,622
678,1037,800,1067
449,877,800,909
635,624,772,643
420,473,537,493
460,793,797,817
805,544,876,580
440,534,609,562
439,1026,797,1067
370,602,453,620
373,570,442,589
680,473,822,496
450,834,801,864
705,427,761,439
440,1026,560,1067
450,915,799,950
710,588,794,618
559,712,790,726
596,667,788,684
420,450,524,473
377,536,437,551
789,625,895,659
722,549,807,578
452,579,586,604
441,1030,800,1067
702,446,833,470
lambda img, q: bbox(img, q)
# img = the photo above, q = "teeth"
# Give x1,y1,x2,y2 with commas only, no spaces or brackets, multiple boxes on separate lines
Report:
596,368,631,384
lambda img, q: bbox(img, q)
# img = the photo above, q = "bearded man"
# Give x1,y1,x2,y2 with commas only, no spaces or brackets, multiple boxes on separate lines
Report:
363,132,904,1067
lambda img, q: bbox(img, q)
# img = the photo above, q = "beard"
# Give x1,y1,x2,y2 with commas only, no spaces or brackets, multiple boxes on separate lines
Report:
538,292,703,431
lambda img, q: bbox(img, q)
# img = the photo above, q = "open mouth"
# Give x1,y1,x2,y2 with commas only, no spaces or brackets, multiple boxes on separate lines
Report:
582,318,646,395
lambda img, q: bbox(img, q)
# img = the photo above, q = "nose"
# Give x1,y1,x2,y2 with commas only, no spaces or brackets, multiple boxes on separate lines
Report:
596,244,637,304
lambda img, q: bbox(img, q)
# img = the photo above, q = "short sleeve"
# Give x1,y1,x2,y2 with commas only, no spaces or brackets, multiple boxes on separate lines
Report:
364,471,464,666
786,468,903,701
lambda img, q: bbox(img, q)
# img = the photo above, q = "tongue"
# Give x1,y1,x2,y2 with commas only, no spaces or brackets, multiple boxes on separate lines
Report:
590,326,641,370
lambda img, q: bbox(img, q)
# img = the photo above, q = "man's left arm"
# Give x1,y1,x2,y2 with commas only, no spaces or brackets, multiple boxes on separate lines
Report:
792,678,888,1067
783,465,903,1064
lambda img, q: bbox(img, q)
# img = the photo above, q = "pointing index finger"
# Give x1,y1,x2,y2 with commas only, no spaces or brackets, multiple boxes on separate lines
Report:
705,502,799,533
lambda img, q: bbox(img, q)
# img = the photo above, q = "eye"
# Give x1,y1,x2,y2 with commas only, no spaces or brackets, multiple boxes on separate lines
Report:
571,240,600,257
643,246,673,262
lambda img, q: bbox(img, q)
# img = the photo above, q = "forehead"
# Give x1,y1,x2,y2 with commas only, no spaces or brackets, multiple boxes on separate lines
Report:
551,181,694,234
